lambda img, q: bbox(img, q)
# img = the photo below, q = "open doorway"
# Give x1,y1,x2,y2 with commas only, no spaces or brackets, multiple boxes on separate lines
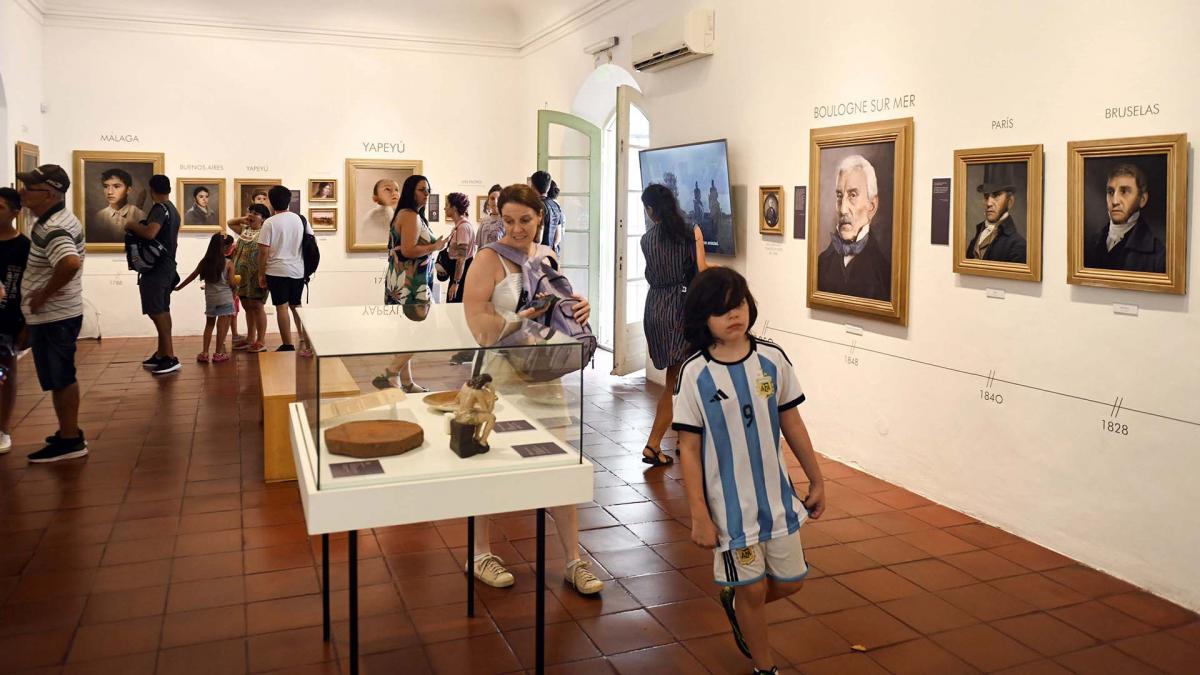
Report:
568,64,641,352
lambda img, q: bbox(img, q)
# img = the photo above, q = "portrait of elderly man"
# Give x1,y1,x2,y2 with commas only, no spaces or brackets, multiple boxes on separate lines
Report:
1083,162,1165,273
966,164,1026,263
185,185,218,226
816,154,891,301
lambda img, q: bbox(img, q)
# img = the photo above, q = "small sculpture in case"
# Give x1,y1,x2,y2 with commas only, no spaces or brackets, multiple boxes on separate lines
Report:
449,374,497,458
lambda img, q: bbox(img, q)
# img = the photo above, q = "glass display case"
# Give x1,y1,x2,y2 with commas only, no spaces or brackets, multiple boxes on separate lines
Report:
294,302,585,491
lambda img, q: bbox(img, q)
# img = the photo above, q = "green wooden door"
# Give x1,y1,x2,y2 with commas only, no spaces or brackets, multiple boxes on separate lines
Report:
537,110,602,310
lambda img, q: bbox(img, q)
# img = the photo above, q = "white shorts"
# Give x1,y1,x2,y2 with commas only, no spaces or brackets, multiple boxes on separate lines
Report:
713,531,808,586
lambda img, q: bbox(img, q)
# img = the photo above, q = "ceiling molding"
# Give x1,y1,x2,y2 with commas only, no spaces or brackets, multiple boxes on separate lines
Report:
518,0,633,54
40,7,521,57
36,0,632,59
14,0,47,24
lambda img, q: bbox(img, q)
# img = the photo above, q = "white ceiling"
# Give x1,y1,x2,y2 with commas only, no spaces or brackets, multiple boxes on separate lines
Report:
38,0,615,50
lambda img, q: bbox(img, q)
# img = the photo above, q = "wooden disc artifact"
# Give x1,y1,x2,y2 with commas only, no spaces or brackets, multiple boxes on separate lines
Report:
325,420,424,458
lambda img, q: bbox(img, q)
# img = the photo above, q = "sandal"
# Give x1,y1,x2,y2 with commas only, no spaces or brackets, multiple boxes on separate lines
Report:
400,382,428,394
211,352,230,363
642,445,674,466
371,370,398,390
195,353,210,363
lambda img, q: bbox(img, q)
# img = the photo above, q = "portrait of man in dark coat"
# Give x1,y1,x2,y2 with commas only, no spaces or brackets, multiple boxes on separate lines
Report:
816,154,891,301
966,163,1026,263
1083,163,1165,273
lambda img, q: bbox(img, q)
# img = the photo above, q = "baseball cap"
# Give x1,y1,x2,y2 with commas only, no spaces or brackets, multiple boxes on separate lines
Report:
17,164,71,192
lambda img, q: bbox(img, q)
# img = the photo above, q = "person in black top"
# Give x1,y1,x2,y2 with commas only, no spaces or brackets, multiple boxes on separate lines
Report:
126,174,182,375
0,187,31,453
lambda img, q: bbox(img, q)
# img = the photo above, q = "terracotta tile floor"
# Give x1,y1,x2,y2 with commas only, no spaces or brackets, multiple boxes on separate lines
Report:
2,337,1198,674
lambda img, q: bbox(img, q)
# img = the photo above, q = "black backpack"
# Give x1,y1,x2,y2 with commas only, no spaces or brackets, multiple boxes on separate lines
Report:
299,215,320,283
124,203,171,273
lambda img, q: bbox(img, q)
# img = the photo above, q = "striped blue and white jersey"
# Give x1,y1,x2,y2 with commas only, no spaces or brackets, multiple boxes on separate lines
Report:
672,337,807,551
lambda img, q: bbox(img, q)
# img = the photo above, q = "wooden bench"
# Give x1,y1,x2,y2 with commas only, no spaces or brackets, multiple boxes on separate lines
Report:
260,352,360,482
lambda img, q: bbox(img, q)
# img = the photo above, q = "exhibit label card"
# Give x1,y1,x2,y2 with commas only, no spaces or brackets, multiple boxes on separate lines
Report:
537,416,581,429
513,442,568,458
931,178,951,245
793,186,807,239
494,420,536,433
330,460,385,478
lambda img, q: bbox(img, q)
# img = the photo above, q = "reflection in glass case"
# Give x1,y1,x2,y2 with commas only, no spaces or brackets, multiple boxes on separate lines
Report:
295,303,585,491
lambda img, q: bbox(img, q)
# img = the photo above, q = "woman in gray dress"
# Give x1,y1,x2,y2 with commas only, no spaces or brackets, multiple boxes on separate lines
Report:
639,184,709,465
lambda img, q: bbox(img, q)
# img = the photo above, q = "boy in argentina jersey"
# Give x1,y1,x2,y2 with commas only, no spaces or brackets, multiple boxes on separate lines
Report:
673,268,826,675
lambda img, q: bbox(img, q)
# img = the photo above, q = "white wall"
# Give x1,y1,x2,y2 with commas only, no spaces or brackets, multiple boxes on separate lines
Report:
0,0,45,186
520,0,1200,610
40,24,527,336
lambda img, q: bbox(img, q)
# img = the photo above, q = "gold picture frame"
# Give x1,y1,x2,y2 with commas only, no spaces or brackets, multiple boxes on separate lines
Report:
1067,134,1187,294
176,177,226,233
953,145,1044,282
476,195,489,222
345,158,422,252
759,185,784,235
72,150,165,253
807,117,914,325
308,179,337,202
308,207,337,232
15,141,39,234
233,178,282,220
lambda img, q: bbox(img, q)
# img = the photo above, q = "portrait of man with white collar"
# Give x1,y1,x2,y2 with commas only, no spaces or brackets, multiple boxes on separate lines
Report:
1083,162,1166,273
815,153,892,301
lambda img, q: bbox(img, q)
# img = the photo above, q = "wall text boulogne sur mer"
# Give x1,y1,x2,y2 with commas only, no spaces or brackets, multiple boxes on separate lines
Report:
813,95,916,120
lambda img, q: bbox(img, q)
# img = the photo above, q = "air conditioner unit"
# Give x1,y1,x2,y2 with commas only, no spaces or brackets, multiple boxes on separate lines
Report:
632,9,715,72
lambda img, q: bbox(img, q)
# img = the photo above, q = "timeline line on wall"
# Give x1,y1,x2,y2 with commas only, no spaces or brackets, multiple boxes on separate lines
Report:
766,327,1200,429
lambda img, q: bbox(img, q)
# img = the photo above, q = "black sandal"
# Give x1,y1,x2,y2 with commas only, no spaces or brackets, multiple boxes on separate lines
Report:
641,445,674,466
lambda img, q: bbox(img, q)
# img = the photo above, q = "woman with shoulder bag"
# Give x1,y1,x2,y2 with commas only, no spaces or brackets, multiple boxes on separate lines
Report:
372,175,447,392
458,183,602,597
443,193,476,303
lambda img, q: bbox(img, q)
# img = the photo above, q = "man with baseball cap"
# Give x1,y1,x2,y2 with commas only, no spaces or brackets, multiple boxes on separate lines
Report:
15,164,88,462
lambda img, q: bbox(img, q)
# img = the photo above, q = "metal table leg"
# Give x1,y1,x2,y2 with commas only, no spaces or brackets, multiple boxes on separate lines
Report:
349,530,359,675
321,533,330,642
536,508,546,675
466,515,475,617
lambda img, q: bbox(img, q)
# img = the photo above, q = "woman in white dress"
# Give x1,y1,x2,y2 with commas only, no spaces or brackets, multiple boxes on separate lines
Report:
460,184,602,596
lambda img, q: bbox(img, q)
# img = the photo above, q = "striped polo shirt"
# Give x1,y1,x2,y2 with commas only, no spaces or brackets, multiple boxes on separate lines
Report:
21,202,85,325
673,337,807,551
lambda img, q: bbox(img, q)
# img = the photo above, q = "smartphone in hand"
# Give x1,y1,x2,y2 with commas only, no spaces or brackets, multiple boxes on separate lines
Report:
527,294,557,312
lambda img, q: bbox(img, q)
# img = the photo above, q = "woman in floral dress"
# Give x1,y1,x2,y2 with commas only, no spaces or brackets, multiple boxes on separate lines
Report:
375,175,447,391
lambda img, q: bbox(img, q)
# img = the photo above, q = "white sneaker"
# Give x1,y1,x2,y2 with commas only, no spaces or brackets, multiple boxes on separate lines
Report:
0,431,10,454
472,553,515,588
565,559,604,595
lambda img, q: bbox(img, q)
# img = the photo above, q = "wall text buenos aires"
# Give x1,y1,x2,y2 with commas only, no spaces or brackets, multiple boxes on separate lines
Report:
814,94,916,120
